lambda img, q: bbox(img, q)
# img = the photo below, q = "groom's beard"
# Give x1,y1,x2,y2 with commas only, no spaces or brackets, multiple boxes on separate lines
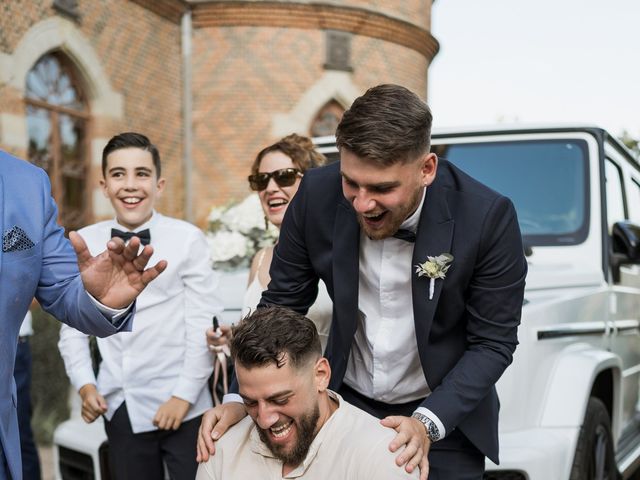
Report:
257,403,320,467
357,185,423,240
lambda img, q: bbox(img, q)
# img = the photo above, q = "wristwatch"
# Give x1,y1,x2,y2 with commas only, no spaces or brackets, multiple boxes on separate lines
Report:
411,412,442,442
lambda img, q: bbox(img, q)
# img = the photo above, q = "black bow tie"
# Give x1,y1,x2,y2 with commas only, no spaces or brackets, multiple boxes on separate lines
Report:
110,228,151,246
393,229,416,243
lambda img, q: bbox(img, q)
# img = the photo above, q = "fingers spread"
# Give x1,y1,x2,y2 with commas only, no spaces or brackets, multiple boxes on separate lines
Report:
141,260,168,285
381,415,403,428
403,443,423,472
106,236,126,254
389,430,410,453
419,456,429,480
69,231,92,266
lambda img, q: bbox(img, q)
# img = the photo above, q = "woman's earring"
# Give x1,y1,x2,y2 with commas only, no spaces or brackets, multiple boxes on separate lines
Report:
264,215,269,230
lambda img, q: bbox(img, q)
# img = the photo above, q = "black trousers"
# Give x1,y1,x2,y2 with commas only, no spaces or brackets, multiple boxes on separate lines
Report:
104,402,201,480
338,384,485,480
14,338,41,480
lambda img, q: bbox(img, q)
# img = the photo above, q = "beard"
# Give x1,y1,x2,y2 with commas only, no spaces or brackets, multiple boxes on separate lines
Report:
257,404,320,467
357,185,424,240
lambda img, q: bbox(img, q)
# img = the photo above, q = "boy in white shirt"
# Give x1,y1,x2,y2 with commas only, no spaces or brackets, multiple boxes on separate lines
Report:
59,132,222,480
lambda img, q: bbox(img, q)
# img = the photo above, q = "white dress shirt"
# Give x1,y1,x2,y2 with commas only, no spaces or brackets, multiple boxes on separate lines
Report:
58,212,223,433
343,188,446,437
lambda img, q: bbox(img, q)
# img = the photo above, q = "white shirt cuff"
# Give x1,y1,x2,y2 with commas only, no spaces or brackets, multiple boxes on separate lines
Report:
222,393,243,404
86,292,131,324
414,406,446,440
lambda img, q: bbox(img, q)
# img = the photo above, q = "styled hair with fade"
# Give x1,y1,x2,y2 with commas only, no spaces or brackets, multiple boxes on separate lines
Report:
335,84,433,166
230,306,322,370
102,132,161,178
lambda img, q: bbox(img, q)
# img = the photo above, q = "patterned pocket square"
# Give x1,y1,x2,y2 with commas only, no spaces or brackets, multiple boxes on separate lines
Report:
2,226,35,253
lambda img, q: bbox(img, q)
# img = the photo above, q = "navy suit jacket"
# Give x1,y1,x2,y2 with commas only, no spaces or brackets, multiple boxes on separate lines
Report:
0,151,133,480
261,160,527,463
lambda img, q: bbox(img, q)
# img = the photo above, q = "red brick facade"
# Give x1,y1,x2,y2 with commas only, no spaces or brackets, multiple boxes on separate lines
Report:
0,0,437,226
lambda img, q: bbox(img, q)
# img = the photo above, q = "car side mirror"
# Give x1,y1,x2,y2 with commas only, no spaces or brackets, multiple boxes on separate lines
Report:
610,221,640,282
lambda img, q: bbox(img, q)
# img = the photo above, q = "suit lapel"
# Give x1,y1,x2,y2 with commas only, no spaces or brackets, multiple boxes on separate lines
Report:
329,197,360,386
412,183,454,367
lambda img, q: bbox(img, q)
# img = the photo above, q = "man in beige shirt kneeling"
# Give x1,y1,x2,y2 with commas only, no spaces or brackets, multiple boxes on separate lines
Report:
196,305,418,479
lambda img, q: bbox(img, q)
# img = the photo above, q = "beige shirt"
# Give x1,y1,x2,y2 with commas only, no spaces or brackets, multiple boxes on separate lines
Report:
196,391,418,480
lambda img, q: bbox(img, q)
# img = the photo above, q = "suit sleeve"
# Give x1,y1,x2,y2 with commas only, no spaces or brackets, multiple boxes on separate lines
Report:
260,175,320,313
421,195,527,432
35,169,132,337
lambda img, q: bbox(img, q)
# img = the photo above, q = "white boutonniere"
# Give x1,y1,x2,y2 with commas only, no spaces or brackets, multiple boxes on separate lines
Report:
415,253,454,300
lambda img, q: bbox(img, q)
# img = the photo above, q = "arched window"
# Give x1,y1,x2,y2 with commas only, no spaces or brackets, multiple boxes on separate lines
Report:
309,99,344,138
25,51,90,231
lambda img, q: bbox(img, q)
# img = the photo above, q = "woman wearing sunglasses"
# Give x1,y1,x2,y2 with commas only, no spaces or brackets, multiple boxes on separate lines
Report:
207,134,332,350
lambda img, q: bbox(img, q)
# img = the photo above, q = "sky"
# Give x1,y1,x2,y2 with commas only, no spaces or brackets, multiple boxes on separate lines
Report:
428,0,640,139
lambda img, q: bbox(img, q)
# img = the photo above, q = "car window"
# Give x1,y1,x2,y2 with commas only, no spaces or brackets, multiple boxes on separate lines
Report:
604,159,626,232
628,178,640,224
433,139,589,246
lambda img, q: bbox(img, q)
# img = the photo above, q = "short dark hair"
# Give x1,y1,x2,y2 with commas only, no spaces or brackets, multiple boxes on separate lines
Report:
335,84,433,166
230,306,322,370
102,132,161,178
251,133,326,177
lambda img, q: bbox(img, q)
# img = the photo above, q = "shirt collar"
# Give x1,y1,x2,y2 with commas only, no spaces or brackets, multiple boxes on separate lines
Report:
249,390,344,477
112,210,159,232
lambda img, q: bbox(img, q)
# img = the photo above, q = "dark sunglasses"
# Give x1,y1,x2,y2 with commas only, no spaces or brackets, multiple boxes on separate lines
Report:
248,168,302,191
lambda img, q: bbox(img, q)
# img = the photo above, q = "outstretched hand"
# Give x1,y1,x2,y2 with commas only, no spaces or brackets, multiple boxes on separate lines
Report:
70,231,167,309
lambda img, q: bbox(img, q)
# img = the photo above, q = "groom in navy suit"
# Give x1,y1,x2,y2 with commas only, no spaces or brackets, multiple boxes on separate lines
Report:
0,150,167,480
199,84,527,480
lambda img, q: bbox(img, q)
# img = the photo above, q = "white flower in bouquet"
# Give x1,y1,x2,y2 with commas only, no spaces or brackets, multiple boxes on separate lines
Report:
221,194,264,235
207,230,250,267
206,193,277,270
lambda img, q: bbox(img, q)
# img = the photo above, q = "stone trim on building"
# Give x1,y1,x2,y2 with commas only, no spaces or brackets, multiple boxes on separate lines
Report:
0,16,123,216
190,1,439,61
129,0,188,24
271,70,359,139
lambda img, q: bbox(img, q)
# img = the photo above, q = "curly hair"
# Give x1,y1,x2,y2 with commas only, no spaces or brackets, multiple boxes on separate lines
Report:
250,133,326,176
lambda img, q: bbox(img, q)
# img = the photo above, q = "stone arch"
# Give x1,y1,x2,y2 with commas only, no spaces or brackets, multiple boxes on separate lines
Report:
0,16,122,216
271,71,360,139
3,16,123,120
309,99,346,138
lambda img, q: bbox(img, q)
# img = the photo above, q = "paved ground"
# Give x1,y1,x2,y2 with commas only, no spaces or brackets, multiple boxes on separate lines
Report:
38,445,55,480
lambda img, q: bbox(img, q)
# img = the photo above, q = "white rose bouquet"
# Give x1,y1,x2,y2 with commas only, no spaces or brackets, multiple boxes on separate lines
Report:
206,194,278,271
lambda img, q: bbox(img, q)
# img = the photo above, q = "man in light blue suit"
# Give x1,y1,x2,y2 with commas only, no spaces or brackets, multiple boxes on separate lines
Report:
0,150,167,480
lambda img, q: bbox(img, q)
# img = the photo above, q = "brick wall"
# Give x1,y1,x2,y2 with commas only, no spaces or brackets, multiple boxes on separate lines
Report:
0,0,183,219
1,0,436,227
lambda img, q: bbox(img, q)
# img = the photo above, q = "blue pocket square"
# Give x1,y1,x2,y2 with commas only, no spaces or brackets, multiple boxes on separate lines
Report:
2,226,35,253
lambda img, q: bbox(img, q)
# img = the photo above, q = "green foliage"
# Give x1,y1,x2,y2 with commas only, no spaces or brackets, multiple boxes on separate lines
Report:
620,130,640,157
30,307,70,445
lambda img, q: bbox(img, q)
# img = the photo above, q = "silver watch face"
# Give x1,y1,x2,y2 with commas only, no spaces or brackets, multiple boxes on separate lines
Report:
413,413,440,441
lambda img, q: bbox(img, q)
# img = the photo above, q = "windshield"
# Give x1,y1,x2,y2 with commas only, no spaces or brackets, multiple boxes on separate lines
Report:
432,139,590,246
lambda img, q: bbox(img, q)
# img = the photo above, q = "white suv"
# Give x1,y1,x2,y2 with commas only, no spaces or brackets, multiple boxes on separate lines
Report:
55,126,640,480
430,125,640,480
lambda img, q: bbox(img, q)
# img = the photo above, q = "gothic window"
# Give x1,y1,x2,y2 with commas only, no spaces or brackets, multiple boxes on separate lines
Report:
25,51,90,231
310,100,344,139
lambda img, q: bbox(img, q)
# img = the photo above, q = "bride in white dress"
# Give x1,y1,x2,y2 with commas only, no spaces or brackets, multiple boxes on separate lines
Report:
207,134,332,351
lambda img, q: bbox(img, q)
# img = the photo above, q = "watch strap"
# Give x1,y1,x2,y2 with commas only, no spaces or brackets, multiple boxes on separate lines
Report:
411,412,442,442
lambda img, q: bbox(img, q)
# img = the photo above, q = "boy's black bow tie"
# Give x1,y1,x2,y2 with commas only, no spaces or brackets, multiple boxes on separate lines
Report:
110,228,151,245
393,229,416,243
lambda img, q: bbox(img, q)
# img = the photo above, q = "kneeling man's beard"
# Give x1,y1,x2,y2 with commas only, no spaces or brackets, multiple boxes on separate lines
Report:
258,404,320,466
